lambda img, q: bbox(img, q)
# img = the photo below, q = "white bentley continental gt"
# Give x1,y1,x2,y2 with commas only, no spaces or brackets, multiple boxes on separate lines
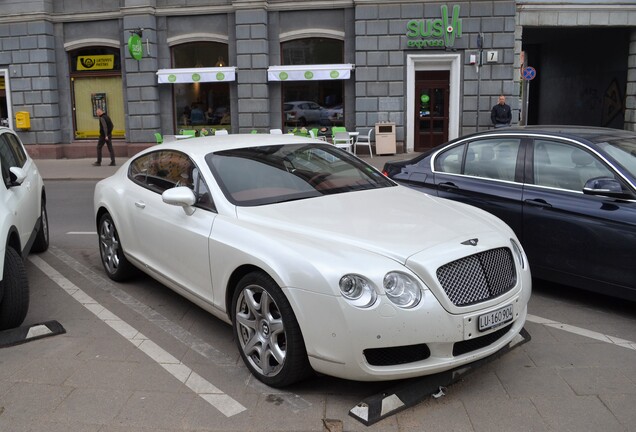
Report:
93,134,531,388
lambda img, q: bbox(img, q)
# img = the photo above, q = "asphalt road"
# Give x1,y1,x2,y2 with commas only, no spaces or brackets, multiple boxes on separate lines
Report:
0,180,635,431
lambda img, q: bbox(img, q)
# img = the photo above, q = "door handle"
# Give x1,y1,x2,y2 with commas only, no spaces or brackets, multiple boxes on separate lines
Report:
438,182,459,191
134,201,146,209
523,198,552,208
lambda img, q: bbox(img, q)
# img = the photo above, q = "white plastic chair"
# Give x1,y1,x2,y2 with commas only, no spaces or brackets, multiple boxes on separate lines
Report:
355,128,373,158
309,129,326,141
270,129,283,134
215,129,228,135
333,132,353,153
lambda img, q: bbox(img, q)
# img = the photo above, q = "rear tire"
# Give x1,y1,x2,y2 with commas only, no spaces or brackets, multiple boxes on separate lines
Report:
0,247,29,330
31,200,49,253
98,213,134,281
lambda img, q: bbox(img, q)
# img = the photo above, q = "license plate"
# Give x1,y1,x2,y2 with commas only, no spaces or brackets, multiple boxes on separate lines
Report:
478,304,513,331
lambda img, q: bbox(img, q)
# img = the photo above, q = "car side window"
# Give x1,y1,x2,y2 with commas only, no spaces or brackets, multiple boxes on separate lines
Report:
0,134,19,186
434,144,465,174
464,139,520,181
4,133,27,167
532,139,614,191
129,150,215,211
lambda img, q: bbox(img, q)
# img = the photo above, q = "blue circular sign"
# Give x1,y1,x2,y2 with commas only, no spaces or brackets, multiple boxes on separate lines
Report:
522,66,536,80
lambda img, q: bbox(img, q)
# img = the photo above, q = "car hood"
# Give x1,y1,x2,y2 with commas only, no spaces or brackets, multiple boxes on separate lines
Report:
235,186,510,264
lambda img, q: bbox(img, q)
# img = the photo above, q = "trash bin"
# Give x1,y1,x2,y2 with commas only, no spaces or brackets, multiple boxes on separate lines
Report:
375,122,396,155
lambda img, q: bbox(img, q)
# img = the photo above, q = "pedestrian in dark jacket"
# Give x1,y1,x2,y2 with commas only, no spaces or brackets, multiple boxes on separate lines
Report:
93,108,115,166
491,95,512,128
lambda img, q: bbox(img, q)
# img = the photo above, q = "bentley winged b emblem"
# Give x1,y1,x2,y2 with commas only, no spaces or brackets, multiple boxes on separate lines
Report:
461,238,479,246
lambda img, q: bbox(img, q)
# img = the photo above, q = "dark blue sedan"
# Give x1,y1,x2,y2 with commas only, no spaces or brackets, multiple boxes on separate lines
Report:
384,126,636,301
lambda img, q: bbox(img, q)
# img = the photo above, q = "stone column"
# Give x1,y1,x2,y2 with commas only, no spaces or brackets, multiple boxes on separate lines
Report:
0,19,60,145
234,6,270,132
123,0,160,143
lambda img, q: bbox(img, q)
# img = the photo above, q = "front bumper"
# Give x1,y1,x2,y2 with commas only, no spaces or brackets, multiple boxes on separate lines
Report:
284,277,530,381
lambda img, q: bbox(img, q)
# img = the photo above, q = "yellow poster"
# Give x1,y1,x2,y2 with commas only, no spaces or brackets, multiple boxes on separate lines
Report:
77,55,115,71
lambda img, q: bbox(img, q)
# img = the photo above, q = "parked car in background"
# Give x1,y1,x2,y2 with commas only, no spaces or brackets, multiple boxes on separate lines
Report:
0,127,49,330
283,101,326,126
94,134,531,387
320,104,343,126
385,126,636,301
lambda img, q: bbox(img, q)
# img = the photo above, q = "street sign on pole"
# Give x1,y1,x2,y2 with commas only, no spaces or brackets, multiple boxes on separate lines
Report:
522,66,536,81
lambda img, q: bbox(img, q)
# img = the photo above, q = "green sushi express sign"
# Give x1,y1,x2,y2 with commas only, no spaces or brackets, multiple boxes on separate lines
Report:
406,5,463,48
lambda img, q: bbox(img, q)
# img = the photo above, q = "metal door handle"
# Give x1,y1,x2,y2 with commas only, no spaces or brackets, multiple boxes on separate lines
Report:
134,201,146,209
438,182,459,190
523,198,552,208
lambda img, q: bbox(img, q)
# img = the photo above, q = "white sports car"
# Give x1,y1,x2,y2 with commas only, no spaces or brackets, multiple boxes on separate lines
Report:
93,134,531,387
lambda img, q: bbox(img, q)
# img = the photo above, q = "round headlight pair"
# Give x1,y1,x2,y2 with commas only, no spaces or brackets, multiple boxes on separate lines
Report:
339,272,423,309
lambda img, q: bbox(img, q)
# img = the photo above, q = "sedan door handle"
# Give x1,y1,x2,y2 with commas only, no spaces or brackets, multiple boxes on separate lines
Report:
438,182,459,191
134,201,146,209
523,198,552,208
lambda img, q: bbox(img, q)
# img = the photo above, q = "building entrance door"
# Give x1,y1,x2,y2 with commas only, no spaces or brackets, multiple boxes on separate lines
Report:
0,71,11,128
72,76,125,139
414,71,449,151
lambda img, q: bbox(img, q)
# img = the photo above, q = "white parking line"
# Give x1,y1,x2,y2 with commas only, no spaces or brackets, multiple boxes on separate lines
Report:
47,246,313,413
28,255,247,417
526,314,636,350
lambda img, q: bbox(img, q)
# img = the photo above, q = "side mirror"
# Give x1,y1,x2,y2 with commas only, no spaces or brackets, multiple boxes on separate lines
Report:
9,167,27,186
162,186,196,215
582,177,630,199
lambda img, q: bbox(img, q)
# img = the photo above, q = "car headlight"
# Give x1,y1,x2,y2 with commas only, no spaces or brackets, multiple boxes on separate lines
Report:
383,272,422,308
339,274,377,308
510,238,526,270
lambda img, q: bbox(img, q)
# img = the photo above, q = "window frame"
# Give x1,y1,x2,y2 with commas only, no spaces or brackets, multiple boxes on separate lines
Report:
128,149,216,212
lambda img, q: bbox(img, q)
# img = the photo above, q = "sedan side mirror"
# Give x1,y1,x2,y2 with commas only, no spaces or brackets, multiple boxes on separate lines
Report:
582,177,631,199
9,167,27,186
162,186,196,215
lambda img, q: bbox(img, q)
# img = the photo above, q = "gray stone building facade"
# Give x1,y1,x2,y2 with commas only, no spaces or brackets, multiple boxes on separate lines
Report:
0,0,634,157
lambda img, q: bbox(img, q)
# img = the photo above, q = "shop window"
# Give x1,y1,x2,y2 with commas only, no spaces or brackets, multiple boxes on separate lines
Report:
281,38,344,132
172,42,230,133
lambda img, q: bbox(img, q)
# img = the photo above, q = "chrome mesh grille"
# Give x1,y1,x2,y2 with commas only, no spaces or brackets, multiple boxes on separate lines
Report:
436,247,516,306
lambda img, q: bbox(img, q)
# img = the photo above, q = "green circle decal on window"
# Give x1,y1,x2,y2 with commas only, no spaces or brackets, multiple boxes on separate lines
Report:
168,74,177,83
279,72,289,80
330,70,340,79
216,72,225,81
192,73,201,82
304,71,314,80
420,94,430,103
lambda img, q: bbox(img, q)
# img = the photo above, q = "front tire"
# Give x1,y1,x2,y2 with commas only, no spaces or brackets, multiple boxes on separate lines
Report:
98,213,134,281
31,200,49,253
232,272,312,387
0,247,29,330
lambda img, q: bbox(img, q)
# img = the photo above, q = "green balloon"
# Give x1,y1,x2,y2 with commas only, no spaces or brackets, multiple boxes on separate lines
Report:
420,94,430,103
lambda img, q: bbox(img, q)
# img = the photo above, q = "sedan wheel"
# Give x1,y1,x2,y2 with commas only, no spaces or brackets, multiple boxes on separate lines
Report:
232,272,311,387
0,247,29,330
98,213,133,281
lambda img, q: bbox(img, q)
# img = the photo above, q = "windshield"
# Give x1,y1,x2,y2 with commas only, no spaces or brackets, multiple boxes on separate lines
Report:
207,143,395,206
596,138,636,178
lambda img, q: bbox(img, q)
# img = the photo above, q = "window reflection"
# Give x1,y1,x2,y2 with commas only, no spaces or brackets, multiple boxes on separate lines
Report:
172,42,231,134
281,38,344,133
